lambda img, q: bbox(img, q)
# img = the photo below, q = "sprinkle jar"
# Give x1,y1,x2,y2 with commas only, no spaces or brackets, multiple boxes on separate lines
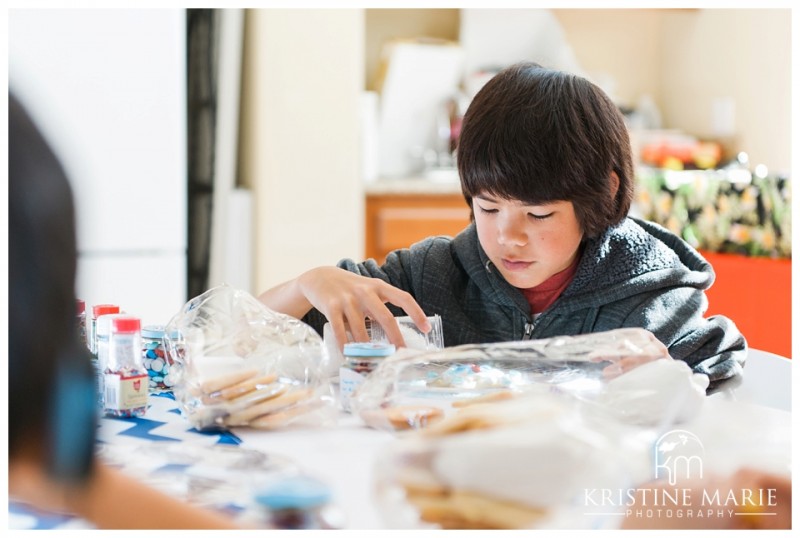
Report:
339,342,395,412
90,304,120,357
103,316,148,418
95,313,127,408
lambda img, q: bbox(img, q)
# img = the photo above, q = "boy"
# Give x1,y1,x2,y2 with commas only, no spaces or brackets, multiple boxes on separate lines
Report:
259,62,745,389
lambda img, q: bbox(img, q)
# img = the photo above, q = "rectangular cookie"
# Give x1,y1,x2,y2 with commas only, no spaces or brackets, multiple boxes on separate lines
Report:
225,387,312,426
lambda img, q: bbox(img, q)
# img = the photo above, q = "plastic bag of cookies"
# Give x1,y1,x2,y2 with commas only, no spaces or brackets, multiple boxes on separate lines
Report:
164,285,336,431
374,389,632,529
351,328,692,432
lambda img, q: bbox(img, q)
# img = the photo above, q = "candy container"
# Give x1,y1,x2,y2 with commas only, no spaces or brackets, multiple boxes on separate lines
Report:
254,475,344,529
103,315,148,418
339,342,396,412
95,313,127,408
90,303,120,356
141,325,179,393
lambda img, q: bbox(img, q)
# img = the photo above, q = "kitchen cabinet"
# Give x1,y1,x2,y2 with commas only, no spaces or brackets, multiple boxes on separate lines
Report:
365,190,470,264
700,250,791,358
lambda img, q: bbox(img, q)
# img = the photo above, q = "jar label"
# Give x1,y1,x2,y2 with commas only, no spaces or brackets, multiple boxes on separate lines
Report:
339,367,366,412
104,372,149,410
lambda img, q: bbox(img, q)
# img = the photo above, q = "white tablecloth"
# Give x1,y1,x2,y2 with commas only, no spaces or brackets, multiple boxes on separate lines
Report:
232,414,393,529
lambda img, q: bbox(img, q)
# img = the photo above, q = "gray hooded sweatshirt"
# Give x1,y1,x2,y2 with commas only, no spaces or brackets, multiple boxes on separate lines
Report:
302,217,746,389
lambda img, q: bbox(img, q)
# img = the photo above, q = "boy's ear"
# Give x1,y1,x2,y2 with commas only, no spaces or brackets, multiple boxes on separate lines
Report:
610,171,620,198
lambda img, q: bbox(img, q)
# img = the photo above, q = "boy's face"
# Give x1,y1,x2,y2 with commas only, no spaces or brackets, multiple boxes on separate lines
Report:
473,194,583,289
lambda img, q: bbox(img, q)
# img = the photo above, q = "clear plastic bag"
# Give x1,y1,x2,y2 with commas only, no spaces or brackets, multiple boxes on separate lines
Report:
351,328,707,432
164,285,336,431
321,315,444,378
366,329,717,530
368,315,444,350
366,328,788,530
373,389,633,530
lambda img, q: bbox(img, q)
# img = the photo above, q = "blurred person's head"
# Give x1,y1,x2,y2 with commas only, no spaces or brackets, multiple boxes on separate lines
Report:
9,92,96,484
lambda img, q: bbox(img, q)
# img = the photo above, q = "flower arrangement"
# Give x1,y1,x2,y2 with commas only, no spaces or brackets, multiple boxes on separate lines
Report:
635,166,791,258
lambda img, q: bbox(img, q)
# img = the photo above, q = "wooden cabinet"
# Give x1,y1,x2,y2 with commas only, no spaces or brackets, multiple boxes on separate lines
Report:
365,192,471,263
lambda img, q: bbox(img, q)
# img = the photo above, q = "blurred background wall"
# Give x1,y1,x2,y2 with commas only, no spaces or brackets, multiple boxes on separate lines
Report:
239,10,364,292
243,8,791,293
9,8,791,318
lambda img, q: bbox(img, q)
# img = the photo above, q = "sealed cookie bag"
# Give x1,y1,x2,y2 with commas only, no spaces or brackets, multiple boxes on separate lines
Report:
351,327,709,432
164,285,335,431
373,389,631,530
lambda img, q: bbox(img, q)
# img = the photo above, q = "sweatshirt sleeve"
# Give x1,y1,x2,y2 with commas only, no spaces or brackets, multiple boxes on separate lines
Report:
622,286,747,391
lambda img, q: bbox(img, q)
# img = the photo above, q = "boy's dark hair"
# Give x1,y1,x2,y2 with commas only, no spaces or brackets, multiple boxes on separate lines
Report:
457,61,634,238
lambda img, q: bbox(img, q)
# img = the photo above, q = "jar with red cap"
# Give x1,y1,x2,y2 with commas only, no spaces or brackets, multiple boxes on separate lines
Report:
90,303,120,356
76,299,87,348
103,315,149,418
95,313,126,408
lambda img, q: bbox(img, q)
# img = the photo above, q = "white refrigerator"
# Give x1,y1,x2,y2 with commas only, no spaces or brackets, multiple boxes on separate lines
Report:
9,9,188,327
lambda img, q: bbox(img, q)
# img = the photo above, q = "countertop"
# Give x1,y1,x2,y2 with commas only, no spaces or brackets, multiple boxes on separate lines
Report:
365,175,462,195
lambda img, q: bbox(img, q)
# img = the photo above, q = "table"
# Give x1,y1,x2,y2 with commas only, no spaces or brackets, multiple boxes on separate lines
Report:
232,415,392,529
7,393,392,530
8,348,792,530
716,347,792,412
8,393,246,530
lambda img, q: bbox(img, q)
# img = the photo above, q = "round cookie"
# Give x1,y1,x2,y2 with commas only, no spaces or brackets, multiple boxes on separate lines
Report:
387,405,444,430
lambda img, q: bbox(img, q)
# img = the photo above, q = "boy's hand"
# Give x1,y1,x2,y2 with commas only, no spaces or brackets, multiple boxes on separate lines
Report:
297,267,430,350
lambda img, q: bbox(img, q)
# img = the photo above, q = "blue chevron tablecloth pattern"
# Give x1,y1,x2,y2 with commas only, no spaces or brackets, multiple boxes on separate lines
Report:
9,393,248,530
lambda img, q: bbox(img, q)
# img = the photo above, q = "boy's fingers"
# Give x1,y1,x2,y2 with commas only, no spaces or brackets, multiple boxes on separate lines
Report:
339,299,368,343
365,301,407,348
379,286,430,333
405,308,432,334
330,318,349,353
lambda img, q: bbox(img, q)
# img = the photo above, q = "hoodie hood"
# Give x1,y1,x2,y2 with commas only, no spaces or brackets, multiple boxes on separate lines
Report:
563,217,714,309
452,217,715,315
